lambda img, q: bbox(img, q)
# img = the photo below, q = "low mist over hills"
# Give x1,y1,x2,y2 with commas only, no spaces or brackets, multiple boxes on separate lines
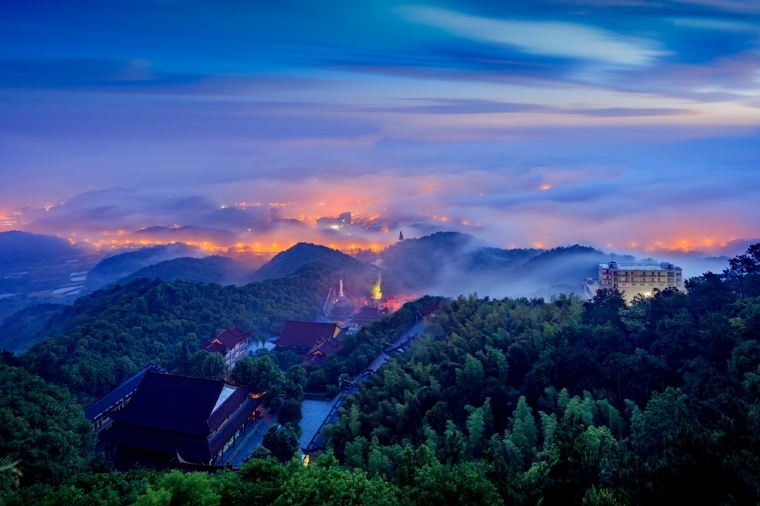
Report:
377,232,625,298
0,231,94,326
0,231,81,270
0,229,733,358
85,243,201,290
0,229,733,307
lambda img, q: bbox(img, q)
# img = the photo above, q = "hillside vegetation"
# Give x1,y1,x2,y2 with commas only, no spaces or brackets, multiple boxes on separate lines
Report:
21,264,334,402
1,244,759,505
251,243,364,282
378,232,633,297
118,256,249,286
325,245,760,504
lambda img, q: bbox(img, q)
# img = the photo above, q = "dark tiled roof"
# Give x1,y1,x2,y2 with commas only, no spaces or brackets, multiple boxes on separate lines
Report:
106,421,213,464
203,327,250,354
351,306,387,325
208,386,252,431
303,335,345,367
106,372,262,465
209,388,263,456
204,341,226,354
112,372,225,435
84,365,163,422
276,321,338,350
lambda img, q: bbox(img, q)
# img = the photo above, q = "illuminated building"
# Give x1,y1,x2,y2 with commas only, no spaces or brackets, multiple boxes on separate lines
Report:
351,305,389,327
369,272,383,306
584,261,683,301
324,279,355,325
317,212,352,230
203,327,250,370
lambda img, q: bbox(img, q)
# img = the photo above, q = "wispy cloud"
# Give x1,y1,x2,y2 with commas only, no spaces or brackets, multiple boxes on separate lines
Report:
400,5,667,67
1,0,760,249
676,0,760,14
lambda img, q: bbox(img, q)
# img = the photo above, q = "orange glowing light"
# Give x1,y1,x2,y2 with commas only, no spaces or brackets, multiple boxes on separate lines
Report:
370,273,383,301
538,183,552,191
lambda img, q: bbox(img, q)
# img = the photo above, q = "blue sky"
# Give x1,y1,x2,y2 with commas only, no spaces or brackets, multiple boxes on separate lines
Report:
1,0,759,252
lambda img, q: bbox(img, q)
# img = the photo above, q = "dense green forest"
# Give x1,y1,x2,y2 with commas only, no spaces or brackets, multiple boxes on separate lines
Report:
325,245,760,504
1,244,759,505
20,263,333,402
117,256,248,286
300,296,442,396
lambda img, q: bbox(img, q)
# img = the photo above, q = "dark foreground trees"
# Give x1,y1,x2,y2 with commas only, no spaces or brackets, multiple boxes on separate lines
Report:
325,244,760,504
2,244,760,505
0,364,94,490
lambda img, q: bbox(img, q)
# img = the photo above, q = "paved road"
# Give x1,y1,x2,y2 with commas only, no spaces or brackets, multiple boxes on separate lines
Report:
386,320,425,351
224,407,275,467
299,320,427,451
299,397,341,450
365,320,426,373
226,321,428,460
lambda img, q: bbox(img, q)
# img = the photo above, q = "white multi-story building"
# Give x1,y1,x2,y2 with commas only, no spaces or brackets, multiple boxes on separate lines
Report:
584,261,683,301
203,327,250,371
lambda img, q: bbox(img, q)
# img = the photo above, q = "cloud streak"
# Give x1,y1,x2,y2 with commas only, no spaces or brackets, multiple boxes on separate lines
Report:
400,5,667,67
1,0,759,250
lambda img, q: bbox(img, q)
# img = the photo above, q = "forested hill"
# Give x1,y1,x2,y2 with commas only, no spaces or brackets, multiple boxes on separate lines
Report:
85,243,199,290
117,255,249,285
376,232,631,297
20,263,334,402
251,242,365,282
326,247,760,504
2,244,759,505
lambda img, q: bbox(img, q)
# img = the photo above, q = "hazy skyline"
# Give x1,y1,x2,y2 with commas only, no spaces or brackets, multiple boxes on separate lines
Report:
2,0,760,253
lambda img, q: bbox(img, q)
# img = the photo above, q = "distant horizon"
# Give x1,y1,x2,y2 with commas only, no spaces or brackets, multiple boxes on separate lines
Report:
1,186,757,263
3,1,760,262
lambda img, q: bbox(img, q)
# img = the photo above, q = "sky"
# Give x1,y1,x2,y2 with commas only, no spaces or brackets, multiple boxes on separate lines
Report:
1,0,760,255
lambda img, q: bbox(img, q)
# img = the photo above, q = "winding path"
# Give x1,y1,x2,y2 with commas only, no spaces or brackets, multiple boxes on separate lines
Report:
300,320,427,453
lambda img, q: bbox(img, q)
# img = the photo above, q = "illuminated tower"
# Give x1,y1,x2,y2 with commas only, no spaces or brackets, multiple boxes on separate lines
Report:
370,272,383,307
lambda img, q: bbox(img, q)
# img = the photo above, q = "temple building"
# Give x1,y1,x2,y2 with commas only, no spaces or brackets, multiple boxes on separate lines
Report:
302,334,345,368
275,320,343,355
350,305,389,328
323,279,356,325
103,371,264,468
584,260,683,302
203,327,250,370
85,365,165,434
